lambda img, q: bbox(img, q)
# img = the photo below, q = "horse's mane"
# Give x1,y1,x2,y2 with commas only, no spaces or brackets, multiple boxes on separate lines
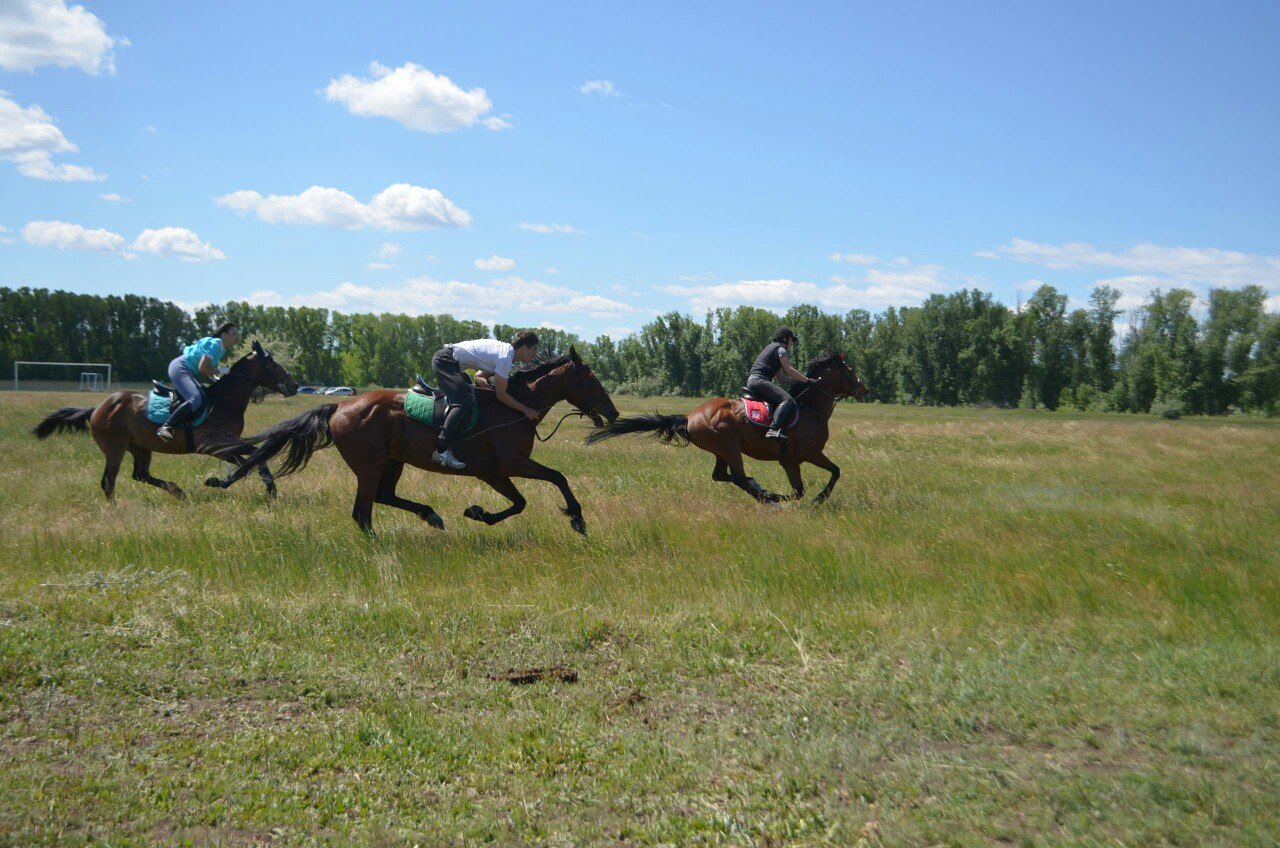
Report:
208,351,258,399
507,352,573,387
805,352,842,378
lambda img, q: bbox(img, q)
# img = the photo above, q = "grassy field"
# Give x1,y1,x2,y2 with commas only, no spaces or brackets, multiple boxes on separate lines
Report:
2,390,1278,846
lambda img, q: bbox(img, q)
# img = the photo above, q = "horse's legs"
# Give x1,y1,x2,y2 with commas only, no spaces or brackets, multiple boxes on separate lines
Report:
98,443,126,500
711,456,732,482
463,476,527,526
810,452,841,505
722,446,780,504
128,445,186,499
374,459,444,529
350,462,382,534
504,456,587,535
256,464,278,500
781,459,805,501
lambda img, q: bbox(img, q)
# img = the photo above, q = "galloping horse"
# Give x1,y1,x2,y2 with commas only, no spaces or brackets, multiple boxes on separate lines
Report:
33,341,299,500
205,347,619,535
587,352,867,504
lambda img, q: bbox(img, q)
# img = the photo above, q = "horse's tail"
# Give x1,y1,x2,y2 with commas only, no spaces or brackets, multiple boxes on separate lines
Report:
32,406,95,440
211,404,337,489
585,413,690,446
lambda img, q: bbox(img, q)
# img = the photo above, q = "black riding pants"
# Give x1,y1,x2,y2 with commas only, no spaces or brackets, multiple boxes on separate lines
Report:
746,376,797,429
431,347,472,449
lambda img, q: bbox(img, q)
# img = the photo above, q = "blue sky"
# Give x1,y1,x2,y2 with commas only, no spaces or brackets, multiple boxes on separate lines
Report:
3,0,1278,338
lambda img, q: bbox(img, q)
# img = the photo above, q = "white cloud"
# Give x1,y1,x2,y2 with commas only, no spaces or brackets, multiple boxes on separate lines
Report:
23,220,225,262
982,238,1280,290
828,251,879,265
99,192,126,202
324,61,509,133
579,80,619,97
130,227,225,262
517,222,582,235
602,326,635,338
1091,275,1167,312
242,275,636,321
1267,295,1280,313
663,261,947,313
377,241,400,259
366,262,391,271
0,0,120,74
474,254,515,271
216,183,471,231
0,93,103,181
22,220,127,255
545,267,558,275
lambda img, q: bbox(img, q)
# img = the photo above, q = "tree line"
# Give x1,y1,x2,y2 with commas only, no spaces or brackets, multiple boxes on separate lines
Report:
2,283,1277,415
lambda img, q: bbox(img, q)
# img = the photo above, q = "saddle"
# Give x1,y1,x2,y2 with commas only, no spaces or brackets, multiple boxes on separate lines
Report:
403,376,478,433
740,387,799,429
151,379,178,396
145,382,211,428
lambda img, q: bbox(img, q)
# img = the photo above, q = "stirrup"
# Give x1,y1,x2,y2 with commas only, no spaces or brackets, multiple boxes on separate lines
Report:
155,424,175,441
765,428,787,440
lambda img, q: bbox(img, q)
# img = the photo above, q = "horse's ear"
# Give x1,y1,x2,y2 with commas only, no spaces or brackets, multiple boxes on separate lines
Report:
568,345,581,363
252,339,264,355
838,352,846,361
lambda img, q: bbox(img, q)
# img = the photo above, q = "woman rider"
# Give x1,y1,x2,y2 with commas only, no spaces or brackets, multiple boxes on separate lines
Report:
156,322,239,441
429,329,541,469
747,327,815,439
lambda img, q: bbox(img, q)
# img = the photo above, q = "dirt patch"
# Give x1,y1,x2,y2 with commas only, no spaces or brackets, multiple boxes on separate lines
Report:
487,666,578,685
609,688,646,710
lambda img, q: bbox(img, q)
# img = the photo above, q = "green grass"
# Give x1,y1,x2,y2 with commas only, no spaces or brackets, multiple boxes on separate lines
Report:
2,392,1279,846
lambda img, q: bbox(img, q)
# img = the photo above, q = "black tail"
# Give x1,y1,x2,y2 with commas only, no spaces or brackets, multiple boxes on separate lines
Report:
32,406,94,440
585,413,690,446
213,404,336,489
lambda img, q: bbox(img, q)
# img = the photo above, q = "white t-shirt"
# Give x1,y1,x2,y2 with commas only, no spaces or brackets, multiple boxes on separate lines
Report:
450,338,516,379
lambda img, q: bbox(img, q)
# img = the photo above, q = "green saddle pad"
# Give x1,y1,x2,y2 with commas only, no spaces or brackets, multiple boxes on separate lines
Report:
404,390,479,433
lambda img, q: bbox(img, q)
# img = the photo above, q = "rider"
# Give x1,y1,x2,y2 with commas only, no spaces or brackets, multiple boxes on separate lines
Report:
747,327,814,440
430,329,541,469
157,321,239,441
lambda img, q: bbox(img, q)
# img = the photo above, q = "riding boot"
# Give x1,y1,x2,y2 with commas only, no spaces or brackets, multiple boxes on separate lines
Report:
156,399,197,441
766,398,797,439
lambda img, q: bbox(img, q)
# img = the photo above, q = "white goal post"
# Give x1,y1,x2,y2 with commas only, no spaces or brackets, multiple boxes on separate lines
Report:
13,361,112,392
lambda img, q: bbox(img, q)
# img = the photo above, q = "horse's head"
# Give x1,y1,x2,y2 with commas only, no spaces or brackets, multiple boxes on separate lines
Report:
807,352,868,401
562,346,619,427
248,340,299,397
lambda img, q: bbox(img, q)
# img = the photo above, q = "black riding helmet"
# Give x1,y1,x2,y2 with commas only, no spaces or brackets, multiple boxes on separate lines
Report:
772,327,797,345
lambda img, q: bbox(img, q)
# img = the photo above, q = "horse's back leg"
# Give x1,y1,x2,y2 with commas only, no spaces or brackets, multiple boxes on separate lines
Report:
90,428,127,500
374,459,444,529
463,476,527,526
129,445,185,499
810,452,840,505
721,445,779,504
711,456,732,482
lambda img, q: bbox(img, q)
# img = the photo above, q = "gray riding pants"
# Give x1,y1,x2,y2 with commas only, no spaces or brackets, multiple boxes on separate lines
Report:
167,357,204,409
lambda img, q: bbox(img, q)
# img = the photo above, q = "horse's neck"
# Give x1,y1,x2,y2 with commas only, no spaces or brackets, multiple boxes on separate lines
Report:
207,362,258,428
522,369,571,417
799,380,836,419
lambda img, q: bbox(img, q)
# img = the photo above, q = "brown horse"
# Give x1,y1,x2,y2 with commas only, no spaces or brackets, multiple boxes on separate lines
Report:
33,341,299,500
586,352,867,504
204,346,619,535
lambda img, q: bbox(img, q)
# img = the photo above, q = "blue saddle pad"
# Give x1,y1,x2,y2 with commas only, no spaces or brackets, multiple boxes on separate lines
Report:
145,389,211,427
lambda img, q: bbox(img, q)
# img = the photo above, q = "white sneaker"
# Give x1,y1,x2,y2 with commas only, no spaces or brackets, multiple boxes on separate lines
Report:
155,424,175,441
432,449,464,469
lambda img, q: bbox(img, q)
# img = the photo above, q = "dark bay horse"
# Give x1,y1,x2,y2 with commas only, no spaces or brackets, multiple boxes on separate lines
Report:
587,353,867,504
205,347,619,535
33,341,299,500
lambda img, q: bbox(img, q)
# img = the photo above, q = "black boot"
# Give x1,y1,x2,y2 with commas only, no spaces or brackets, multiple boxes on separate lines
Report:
432,405,466,469
156,399,197,441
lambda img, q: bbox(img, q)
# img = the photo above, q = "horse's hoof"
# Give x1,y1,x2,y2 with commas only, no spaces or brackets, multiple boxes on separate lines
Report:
570,516,587,535
204,477,224,489
424,511,445,530
265,488,279,501
463,505,486,522
170,487,187,501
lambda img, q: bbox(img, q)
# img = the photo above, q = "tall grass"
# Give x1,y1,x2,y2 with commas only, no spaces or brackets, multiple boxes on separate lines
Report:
2,392,1278,845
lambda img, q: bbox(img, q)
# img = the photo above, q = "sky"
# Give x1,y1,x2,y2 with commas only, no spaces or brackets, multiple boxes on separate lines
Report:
2,0,1279,339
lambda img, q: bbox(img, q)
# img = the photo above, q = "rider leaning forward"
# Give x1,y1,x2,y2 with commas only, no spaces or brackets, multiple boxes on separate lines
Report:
747,327,815,440
157,321,239,441
430,329,541,469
